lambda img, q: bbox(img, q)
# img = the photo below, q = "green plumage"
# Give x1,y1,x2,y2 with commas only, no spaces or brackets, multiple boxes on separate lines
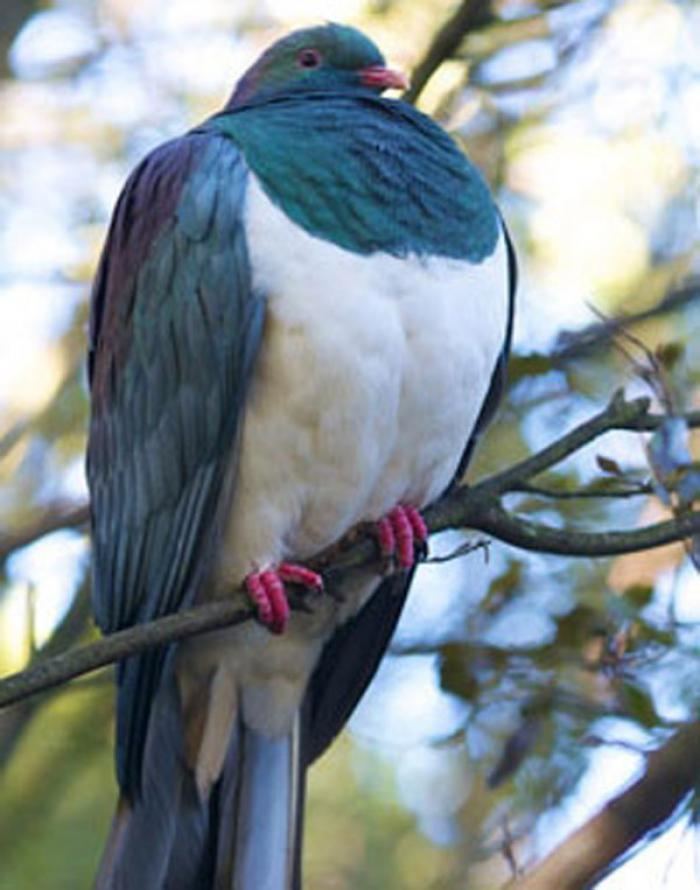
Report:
88,133,265,790
209,93,499,261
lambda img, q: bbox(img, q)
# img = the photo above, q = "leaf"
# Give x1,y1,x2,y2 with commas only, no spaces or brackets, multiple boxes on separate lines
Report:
596,454,623,476
507,353,555,381
555,605,607,649
624,584,654,609
438,643,480,701
655,341,685,370
621,681,659,729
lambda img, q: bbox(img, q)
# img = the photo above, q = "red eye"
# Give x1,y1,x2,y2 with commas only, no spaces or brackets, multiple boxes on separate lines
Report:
298,48,322,68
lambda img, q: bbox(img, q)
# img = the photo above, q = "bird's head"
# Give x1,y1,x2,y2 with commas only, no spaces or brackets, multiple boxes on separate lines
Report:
227,23,408,109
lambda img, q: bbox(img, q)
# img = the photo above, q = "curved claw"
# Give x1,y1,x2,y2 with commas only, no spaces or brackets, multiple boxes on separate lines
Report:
375,504,429,570
245,570,289,634
245,563,324,634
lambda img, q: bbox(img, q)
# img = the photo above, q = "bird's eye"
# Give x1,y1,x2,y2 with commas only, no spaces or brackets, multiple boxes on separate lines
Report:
297,48,322,69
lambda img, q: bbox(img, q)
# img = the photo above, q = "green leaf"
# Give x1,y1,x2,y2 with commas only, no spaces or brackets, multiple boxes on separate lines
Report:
624,584,655,609
596,454,623,475
438,643,480,701
655,341,685,370
621,681,659,728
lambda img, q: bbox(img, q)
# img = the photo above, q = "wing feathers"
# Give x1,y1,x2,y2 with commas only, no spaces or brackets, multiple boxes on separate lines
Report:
87,131,265,795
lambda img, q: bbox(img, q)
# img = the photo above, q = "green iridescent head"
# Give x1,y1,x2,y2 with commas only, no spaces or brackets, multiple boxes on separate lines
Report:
227,23,407,108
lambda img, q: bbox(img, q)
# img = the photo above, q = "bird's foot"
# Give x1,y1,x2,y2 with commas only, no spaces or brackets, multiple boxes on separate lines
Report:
375,505,429,570
245,563,324,634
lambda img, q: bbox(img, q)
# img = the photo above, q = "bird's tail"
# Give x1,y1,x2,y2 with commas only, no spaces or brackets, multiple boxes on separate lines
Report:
95,669,304,890
214,720,303,889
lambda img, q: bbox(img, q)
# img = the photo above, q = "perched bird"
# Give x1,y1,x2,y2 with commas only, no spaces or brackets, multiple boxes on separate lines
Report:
87,22,515,890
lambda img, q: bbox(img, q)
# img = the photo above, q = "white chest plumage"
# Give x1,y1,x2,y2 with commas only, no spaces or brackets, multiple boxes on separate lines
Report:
216,175,510,584
189,174,509,751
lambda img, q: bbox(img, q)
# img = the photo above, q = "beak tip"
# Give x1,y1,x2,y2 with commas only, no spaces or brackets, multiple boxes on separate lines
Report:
360,65,410,93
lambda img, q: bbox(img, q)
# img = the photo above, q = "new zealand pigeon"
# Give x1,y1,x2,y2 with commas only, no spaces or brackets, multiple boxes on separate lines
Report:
87,22,515,890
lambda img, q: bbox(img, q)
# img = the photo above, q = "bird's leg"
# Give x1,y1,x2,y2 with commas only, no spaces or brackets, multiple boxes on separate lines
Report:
245,564,324,634
375,505,429,570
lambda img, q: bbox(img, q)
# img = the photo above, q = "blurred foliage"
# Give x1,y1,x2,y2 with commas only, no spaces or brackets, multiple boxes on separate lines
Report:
1,0,700,887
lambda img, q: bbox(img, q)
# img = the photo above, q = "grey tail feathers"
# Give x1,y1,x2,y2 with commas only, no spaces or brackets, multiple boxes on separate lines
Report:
95,670,305,890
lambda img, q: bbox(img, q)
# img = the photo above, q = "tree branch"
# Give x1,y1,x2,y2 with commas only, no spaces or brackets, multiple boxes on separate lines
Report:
471,391,653,496
552,278,700,363
404,0,493,104
470,498,700,557
0,583,92,765
2,392,700,710
0,600,253,709
0,502,89,564
509,722,700,889
512,481,652,500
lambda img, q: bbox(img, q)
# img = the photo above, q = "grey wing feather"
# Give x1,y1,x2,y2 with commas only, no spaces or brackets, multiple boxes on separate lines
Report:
87,130,265,795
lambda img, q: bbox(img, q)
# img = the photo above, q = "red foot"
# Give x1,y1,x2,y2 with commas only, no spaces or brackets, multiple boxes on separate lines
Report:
375,505,429,570
245,564,323,635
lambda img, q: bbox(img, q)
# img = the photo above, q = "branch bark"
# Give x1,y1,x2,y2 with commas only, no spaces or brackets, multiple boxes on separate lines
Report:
0,502,88,564
405,0,493,104
0,599,252,708
1,392,699,711
552,278,700,363
509,722,700,889
0,583,92,765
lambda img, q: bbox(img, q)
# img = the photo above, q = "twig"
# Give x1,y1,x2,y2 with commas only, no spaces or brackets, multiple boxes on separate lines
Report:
512,481,653,500
0,502,89,563
552,278,700,363
404,0,493,104
0,583,92,765
470,499,700,557
424,536,490,564
3,393,700,710
508,722,700,889
0,600,252,709
470,391,651,496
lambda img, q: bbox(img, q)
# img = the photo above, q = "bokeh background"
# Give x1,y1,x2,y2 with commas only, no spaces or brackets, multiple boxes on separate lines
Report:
1,0,700,887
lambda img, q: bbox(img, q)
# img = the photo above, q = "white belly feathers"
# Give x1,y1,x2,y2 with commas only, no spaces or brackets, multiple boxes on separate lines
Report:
215,175,510,585
189,174,509,745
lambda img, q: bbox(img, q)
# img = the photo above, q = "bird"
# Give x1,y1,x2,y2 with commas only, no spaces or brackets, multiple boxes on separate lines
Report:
87,22,515,890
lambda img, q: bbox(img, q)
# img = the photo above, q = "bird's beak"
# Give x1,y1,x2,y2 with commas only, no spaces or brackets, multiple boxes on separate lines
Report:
359,65,410,92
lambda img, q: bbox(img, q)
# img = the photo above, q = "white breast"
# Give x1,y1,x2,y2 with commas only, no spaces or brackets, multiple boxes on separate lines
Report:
216,175,510,585
189,174,511,743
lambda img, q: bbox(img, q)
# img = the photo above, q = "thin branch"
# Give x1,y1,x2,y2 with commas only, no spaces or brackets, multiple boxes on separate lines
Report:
473,392,700,498
0,600,253,709
2,392,700,710
404,0,493,104
552,278,700,363
470,498,700,557
471,391,651,496
0,502,89,563
509,722,700,889
0,582,91,765
512,481,653,500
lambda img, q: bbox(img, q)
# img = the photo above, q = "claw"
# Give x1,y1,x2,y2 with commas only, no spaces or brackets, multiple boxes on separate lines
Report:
389,506,414,568
245,570,289,634
278,562,324,592
405,505,429,559
244,563,324,634
376,516,397,560
374,504,429,570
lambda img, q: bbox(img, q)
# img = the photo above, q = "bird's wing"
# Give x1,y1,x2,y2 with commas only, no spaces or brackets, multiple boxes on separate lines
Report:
303,219,517,766
87,130,265,793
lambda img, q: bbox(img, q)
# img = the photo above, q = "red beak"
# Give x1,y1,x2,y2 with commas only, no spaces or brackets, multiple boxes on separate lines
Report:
360,65,410,92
